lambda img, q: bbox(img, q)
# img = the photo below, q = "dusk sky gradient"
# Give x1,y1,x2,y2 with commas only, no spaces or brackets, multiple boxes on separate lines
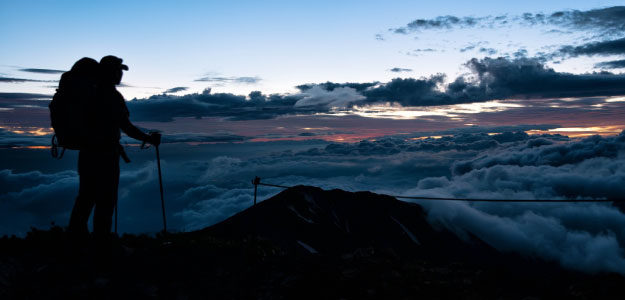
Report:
2,1,625,141
2,1,625,273
2,0,624,95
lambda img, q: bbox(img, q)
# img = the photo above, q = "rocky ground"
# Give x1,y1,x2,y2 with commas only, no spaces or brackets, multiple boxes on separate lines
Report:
1,186,624,299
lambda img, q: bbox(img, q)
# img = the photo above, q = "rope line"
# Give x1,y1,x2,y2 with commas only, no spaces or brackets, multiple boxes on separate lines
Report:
256,181,625,203
258,182,292,189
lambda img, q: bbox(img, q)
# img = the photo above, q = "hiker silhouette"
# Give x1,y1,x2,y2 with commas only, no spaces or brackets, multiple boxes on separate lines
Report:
64,56,161,237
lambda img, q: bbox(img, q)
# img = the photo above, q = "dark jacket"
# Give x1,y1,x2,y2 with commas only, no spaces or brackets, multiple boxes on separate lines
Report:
83,85,149,150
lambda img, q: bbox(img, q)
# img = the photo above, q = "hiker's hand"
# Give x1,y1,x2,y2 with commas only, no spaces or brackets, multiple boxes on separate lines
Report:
148,132,161,147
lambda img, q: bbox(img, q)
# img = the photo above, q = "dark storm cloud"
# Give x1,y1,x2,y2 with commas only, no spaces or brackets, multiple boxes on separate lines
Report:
126,89,334,122
559,37,625,57
295,81,378,92
595,59,625,69
294,86,365,108
19,68,65,74
392,6,625,35
361,75,449,106
194,76,261,84
351,57,625,107
0,93,52,100
163,87,189,94
448,57,625,99
126,83,388,122
126,89,254,122
544,6,625,35
125,57,625,122
389,67,413,73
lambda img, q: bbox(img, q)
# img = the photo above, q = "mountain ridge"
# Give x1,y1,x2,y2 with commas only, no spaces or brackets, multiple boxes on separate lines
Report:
199,185,497,261
1,185,624,299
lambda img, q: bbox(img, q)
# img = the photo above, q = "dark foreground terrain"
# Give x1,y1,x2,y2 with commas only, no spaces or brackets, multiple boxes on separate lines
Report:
1,186,623,299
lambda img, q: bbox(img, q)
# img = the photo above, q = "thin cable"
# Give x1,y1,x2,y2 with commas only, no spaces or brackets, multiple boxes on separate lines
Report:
257,182,624,203
258,182,292,189
391,195,624,202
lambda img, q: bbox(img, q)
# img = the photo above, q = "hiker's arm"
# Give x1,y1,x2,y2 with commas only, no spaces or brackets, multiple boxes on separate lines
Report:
120,117,150,142
119,96,160,146
120,117,161,146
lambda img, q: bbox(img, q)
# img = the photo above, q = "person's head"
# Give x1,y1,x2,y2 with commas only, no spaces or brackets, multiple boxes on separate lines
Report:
99,55,129,85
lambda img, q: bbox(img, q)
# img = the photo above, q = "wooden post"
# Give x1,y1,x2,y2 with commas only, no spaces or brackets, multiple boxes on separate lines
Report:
252,176,261,206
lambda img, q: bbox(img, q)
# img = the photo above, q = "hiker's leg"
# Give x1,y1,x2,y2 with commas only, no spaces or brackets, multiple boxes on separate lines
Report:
68,150,96,234
93,151,120,235
68,195,94,234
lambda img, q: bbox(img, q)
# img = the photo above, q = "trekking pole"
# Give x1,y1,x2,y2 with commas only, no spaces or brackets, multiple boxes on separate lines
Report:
155,144,167,233
114,202,118,235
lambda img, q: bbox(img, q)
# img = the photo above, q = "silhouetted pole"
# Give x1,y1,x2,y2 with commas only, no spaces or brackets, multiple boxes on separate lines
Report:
252,176,261,205
155,145,167,233
114,202,118,234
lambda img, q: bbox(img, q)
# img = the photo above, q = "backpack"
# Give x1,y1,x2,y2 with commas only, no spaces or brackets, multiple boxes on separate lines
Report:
49,71,95,158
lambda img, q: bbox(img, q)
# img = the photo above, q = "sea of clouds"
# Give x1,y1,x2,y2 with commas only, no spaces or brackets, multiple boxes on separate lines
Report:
1,130,625,273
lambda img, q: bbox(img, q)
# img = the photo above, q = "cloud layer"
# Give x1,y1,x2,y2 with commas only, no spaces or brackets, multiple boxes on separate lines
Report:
122,57,625,122
389,67,413,73
19,68,65,74
3,130,625,274
163,87,189,94
559,37,625,57
0,76,57,83
392,6,625,36
194,76,261,84
389,6,625,71
596,59,625,69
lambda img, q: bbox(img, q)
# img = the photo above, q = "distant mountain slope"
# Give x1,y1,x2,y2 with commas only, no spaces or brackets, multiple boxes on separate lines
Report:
200,185,496,260
2,186,625,299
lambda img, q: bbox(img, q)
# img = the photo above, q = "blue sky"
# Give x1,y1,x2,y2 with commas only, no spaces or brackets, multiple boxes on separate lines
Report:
2,1,625,141
2,0,624,98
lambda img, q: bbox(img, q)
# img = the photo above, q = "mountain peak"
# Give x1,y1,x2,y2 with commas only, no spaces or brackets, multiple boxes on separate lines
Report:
201,185,489,258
